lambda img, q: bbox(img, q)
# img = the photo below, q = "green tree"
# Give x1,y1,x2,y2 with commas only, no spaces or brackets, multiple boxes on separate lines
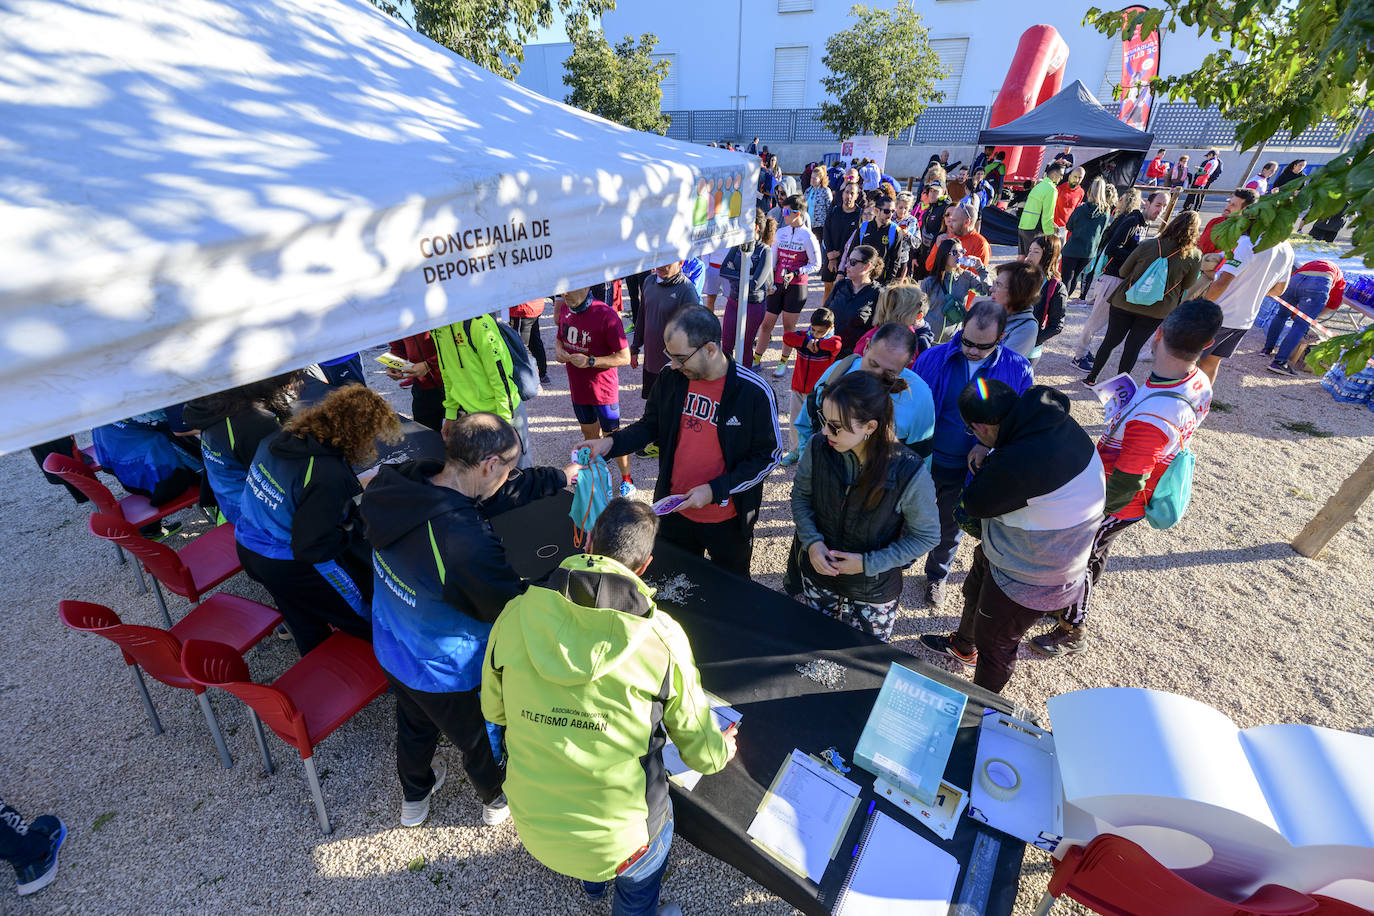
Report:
561,30,671,135
369,0,613,80
818,1,947,139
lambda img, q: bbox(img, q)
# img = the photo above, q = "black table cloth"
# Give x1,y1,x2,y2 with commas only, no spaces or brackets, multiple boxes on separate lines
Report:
491,490,1027,916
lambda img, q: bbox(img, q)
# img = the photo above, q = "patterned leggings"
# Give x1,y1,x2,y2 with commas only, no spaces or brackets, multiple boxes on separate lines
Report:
799,573,901,642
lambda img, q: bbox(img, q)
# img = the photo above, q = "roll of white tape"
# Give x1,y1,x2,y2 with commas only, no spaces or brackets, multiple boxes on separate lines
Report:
978,758,1022,801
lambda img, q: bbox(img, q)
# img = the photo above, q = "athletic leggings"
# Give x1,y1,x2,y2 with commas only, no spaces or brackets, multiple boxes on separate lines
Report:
1086,307,1164,382
236,543,373,655
721,297,765,367
1061,256,1092,298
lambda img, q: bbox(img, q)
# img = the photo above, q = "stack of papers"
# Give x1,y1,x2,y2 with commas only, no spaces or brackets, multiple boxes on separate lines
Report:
663,698,742,791
747,749,862,882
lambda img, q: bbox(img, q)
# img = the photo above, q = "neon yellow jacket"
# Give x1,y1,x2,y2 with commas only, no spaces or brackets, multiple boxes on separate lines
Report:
431,314,520,422
1018,177,1059,235
481,554,728,881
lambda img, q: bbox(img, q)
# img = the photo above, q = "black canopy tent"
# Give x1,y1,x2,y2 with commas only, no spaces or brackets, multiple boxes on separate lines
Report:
976,80,1155,246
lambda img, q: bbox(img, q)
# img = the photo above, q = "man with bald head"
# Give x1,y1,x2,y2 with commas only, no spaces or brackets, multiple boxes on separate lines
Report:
923,201,990,275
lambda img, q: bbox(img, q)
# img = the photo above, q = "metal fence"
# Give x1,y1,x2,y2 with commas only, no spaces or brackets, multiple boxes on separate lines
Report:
662,104,1357,150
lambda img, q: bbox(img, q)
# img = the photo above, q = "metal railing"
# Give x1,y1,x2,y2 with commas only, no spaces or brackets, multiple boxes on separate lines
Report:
662,104,1358,150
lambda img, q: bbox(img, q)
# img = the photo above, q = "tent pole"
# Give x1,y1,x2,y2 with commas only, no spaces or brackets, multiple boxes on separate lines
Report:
734,240,754,363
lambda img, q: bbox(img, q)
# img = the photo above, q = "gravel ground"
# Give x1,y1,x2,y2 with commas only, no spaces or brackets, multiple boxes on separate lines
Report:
3,255,1372,915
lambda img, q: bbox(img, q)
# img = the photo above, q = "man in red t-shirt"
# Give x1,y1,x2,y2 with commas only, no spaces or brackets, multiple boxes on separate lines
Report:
555,287,635,495
1030,298,1222,658
1198,188,1257,255
576,307,783,576
922,203,989,274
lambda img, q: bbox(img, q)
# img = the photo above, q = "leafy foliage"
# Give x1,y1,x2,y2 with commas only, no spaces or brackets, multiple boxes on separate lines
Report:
562,30,671,135
369,0,613,80
818,1,947,139
1084,0,1372,267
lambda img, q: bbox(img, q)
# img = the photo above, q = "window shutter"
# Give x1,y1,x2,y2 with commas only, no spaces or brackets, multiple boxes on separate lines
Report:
772,46,809,107
929,38,969,105
653,53,678,110
778,0,814,11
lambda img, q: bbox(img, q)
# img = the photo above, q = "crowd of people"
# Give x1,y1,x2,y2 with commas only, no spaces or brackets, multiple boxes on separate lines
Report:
15,139,1348,914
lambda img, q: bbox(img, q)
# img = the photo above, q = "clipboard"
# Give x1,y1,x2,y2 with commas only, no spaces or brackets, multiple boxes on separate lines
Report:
746,749,863,883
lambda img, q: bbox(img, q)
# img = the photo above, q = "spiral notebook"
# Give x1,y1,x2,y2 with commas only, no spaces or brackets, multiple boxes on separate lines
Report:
834,810,960,916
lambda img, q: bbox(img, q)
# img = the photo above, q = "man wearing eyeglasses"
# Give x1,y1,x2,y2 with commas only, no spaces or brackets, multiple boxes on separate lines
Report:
839,194,911,284
577,307,783,576
360,413,578,829
912,301,1033,610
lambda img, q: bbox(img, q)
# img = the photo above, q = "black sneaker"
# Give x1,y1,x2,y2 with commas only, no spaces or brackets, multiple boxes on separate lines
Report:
1029,625,1088,658
539,374,551,385
918,633,977,668
15,815,65,896
1266,360,1298,377
1260,347,1273,356
139,521,182,542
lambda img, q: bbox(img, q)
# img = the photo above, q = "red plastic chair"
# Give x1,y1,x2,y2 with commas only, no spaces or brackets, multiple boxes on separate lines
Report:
180,634,388,834
43,452,199,591
59,599,281,768
77,444,104,473
1033,834,1318,916
87,513,242,628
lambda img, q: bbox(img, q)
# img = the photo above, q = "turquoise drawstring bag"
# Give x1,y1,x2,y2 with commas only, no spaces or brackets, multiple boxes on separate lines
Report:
1105,391,1198,530
569,446,615,546
1124,241,1174,306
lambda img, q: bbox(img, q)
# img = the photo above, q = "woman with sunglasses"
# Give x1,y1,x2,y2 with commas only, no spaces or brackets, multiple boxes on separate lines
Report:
920,236,990,343
822,244,883,357
754,195,822,378
785,371,938,642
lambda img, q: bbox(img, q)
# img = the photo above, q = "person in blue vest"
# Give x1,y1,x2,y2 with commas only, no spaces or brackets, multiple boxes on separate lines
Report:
838,195,911,284
91,410,203,537
182,371,302,526
234,385,400,655
359,412,574,828
912,301,1033,609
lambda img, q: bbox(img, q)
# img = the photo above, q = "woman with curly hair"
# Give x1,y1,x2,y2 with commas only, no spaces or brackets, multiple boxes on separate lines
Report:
182,371,303,526
235,385,402,654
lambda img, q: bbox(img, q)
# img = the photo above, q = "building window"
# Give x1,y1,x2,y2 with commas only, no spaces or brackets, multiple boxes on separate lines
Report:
929,38,969,105
772,46,809,108
778,0,813,10
653,53,678,110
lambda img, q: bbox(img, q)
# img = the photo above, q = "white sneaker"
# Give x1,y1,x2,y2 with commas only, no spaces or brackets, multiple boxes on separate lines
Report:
772,362,788,379
481,793,511,826
399,759,446,827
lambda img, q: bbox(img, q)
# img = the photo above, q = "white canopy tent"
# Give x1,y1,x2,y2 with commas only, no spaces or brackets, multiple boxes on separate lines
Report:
0,0,757,453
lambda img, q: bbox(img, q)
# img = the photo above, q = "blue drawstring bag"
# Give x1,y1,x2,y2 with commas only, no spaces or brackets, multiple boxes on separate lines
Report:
569,446,615,545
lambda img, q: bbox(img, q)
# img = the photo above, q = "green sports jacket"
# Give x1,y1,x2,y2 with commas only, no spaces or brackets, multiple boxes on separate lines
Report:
431,313,520,422
481,554,728,881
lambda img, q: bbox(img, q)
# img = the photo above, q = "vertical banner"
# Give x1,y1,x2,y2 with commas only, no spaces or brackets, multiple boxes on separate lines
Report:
1117,5,1159,130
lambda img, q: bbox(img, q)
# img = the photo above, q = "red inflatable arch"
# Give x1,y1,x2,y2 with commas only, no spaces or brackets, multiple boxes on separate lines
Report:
988,25,1070,184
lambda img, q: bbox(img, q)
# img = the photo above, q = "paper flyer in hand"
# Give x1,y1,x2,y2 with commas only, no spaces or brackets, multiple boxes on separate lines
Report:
1092,372,1137,424
663,694,741,790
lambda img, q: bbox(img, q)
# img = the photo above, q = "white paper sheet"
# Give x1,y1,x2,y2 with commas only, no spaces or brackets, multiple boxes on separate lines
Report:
663,701,742,791
834,810,959,915
747,749,861,882
1240,724,1374,850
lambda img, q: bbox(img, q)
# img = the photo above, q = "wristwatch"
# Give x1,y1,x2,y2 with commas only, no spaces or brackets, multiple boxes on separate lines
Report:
587,355,596,368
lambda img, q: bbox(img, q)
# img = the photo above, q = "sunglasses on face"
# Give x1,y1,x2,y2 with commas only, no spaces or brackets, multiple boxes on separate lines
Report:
822,417,846,436
877,207,894,213
782,208,796,215
961,337,998,353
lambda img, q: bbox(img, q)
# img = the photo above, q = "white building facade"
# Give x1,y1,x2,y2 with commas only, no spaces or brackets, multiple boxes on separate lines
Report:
519,0,1221,113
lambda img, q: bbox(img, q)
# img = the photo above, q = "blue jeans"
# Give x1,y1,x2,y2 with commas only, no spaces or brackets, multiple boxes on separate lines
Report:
581,806,674,916
924,461,969,583
1265,274,1332,364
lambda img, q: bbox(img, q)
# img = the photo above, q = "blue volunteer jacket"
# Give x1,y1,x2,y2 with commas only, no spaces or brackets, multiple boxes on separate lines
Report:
359,459,567,693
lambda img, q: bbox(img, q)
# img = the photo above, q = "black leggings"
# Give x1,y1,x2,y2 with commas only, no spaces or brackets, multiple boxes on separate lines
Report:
1087,307,1163,382
1061,256,1091,298
236,543,373,655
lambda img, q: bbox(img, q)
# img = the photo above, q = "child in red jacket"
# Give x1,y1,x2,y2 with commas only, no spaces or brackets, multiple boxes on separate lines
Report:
780,307,842,466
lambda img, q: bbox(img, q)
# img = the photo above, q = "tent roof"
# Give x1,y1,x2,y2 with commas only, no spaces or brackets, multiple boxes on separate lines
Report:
0,0,756,452
977,80,1154,151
